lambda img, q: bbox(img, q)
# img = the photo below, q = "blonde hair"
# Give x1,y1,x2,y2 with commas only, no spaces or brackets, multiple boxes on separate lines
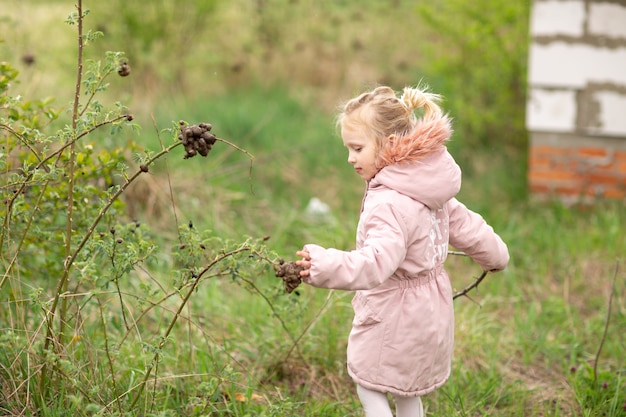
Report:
336,85,443,149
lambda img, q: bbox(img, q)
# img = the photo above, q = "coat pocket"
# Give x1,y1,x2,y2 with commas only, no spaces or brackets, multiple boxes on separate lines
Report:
351,292,382,326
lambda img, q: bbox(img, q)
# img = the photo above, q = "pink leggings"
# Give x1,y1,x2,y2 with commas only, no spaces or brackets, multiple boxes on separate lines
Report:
357,384,424,417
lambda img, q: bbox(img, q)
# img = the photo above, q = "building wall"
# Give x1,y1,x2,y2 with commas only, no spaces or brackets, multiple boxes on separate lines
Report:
526,0,626,203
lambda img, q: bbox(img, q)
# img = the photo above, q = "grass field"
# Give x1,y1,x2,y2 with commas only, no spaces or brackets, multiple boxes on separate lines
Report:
1,1,625,416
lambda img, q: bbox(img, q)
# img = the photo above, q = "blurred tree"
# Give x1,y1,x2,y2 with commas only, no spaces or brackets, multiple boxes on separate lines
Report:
416,0,530,150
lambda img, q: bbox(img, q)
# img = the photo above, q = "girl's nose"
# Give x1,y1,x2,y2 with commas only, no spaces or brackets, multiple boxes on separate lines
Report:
347,153,356,164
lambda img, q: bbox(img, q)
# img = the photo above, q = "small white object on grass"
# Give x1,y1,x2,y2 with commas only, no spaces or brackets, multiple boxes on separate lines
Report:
305,197,331,218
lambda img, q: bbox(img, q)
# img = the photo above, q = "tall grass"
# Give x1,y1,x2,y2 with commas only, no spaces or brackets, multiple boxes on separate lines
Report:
1,1,624,416
125,88,625,415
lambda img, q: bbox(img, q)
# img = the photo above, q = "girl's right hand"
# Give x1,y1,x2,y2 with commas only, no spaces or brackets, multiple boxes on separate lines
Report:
296,250,311,277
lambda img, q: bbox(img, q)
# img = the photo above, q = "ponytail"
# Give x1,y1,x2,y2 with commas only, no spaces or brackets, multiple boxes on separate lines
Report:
400,86,442,119
336,84,447,162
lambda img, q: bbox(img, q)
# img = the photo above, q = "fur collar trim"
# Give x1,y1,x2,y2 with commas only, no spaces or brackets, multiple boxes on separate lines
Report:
376,113,453,168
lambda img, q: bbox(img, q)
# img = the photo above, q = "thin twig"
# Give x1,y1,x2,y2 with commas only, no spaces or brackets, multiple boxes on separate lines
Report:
0,183,47,290
0,113,129,273
593,259,619,383
60,0,85,343
283,289,336,362
235,272,307,364
214,136,255,194
453,270,489,300
79,62,116,119
41,142,183,367
0,123,44,165
127,244,252,409
152,115,182,245
96,297,122,415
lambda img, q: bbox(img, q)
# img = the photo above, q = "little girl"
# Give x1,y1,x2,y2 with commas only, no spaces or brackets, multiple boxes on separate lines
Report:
295,85,510,417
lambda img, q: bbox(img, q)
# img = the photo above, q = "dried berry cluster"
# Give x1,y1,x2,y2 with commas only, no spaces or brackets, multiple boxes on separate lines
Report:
118,61,131,77
178,121,217,159
274,258,304,293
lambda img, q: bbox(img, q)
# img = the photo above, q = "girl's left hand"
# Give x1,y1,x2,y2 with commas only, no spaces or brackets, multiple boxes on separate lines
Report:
296,250,311,277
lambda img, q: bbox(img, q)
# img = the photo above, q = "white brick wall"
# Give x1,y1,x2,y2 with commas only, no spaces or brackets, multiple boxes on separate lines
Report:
589,3,626,39
528,43,626,88
527,0,626,137
526,89,577,132
530,1,585,37
592,92,626,136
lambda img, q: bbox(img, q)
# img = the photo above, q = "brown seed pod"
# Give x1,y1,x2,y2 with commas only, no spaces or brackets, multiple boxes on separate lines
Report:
118,61,131,77
139,164,149,173
21,53,36,66
201,132,217,144
274,260,305,293
191,126,202,136
179,122,217,159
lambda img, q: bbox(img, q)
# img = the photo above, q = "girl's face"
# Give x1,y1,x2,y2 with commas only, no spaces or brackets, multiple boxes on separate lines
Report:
341,123,379,181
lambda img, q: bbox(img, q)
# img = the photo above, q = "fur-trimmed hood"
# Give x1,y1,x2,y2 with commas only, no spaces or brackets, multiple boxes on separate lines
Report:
370,114,461,209
377,113,453,167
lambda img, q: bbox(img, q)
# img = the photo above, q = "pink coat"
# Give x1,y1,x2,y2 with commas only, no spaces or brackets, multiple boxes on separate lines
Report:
302,114,510,397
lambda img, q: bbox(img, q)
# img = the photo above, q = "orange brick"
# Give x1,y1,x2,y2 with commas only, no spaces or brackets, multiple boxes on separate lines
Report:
591,162,618,174
578,147,608,157
554,185,590,196
529,143,626,201
528,169,580,182
529,155,551,168
603,188,626,199
532,145,571,156
587,173,619,184
553,160,579,172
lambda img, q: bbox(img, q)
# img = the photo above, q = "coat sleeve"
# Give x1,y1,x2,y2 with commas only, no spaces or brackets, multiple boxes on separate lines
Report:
447,198,510,271
302,202,409,291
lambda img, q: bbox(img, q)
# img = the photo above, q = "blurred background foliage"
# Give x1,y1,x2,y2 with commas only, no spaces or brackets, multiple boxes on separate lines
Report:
2,0,530,147
1,0,531,222
2,2,626,416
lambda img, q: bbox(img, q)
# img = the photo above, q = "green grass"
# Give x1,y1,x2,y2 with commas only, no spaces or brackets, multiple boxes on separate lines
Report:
98,91,626,415
2,85,624,416
2,1,625,416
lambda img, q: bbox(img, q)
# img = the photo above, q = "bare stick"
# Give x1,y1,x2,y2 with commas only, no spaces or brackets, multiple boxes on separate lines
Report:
235,272,307,364
453,270,489,300
593,260,619,383
127,244,252,408
283,289,336,363
214,136,255,194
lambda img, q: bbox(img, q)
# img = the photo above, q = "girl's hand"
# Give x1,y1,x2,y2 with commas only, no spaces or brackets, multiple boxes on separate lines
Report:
296,250,311,277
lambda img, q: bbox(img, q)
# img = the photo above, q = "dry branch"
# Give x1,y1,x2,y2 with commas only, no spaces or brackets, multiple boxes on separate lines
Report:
453,270,489,300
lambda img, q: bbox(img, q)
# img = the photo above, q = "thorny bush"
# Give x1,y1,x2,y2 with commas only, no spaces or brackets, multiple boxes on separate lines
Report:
0,4,293,416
